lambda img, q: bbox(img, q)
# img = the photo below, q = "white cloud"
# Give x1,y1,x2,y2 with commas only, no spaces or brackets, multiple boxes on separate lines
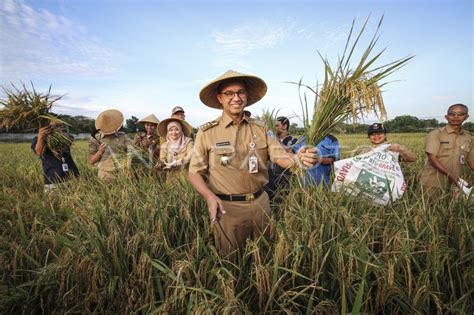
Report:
0,0,117,78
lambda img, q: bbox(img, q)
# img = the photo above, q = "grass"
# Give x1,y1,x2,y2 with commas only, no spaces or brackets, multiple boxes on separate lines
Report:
0,136,472,313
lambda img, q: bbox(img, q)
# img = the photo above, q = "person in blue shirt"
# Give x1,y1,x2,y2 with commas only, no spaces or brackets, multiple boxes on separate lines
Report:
293,134,340,189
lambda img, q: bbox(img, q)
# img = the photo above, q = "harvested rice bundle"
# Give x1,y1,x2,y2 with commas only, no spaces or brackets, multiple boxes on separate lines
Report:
298,17,414,147
0,83,72,156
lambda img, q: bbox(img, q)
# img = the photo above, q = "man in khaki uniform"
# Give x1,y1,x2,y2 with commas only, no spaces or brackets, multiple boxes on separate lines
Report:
188,70,318,257
133,114,161,159
420,104,473,192
88,109,130,181
171,106,186,120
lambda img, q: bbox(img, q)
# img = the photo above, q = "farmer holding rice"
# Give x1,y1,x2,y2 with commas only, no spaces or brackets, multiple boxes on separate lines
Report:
188,69,318,257
156,117,194,182
88,109,130,181
32,120,79,192
420,104,473,194
133,114,161,159
366,123,417,161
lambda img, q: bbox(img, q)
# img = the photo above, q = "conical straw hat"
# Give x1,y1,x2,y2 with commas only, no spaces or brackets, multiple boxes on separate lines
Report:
95,109,124,135
199,69,267,109
139,114,160,125
157,117,193,138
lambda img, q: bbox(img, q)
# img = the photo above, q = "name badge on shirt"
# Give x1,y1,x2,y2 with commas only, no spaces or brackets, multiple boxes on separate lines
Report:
460,145,465,165
62,163,69,172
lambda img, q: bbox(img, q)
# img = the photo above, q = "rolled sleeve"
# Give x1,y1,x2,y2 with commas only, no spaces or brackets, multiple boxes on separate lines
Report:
425,130,440,155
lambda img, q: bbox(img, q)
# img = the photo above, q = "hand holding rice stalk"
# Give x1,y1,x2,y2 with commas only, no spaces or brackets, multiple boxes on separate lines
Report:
296,17,414,149
0,82,72,156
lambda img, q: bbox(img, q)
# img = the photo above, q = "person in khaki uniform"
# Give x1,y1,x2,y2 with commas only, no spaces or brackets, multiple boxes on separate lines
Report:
133,114,161,159
188,69,318,257
157,117,194,182
88,109,130,181
420,104,474,192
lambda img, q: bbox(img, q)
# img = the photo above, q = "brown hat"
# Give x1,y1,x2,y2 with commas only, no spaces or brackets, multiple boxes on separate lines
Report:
95,109,124,135
199,69,267,109
171,106,185,115
138,114,160,125
157,117,193,138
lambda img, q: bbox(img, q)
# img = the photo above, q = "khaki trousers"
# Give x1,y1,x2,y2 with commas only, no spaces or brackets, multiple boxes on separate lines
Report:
214,191,271,258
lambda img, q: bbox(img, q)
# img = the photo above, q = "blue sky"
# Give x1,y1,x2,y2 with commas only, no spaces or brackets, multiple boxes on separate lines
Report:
1,0,472,127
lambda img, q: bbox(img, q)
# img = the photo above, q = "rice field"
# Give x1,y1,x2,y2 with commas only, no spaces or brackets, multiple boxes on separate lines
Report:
0,133,472,314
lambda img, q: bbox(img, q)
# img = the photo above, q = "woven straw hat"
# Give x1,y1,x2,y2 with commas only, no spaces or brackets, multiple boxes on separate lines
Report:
158,117,193,138
95,109,124,135
199,69,267,109
139,114,160,125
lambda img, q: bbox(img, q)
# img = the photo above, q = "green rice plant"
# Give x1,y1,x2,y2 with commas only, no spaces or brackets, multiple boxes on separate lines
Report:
0,82,72,156
0,138,472,313
296,16,414,146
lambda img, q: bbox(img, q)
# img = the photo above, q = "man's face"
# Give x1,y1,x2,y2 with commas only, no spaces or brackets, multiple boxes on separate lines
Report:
445,106,469,127
216,81,247,117
369,131,386,145
144,123,157,135
172,111,185,120
275,120,287,136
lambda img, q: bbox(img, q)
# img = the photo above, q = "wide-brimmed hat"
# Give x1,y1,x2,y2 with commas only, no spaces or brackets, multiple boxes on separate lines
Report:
139,114,160,125
171,106,185,115
367,123,387,135
157,117,193,138
95,109,124,135
199,69,267,109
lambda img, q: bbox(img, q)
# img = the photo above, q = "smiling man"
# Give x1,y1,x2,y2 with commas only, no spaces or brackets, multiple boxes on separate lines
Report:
188,69,318,257
420,104,473,192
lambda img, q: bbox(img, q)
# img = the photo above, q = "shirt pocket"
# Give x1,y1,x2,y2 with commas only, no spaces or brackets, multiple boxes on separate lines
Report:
438,138,453,157
254,139,269,164
210,145,235,167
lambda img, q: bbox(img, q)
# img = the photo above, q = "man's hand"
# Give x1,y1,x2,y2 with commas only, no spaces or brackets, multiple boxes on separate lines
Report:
296,146,319,168
388,144,406,153
205,194,226,225
38,125,53,139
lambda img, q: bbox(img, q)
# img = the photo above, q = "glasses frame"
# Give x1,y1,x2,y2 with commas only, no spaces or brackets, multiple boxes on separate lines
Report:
220,90,247,99
447,112,468,117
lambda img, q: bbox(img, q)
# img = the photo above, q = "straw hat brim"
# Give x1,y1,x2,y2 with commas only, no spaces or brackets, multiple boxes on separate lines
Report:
199,70,267,109
95,109,124,135
157,117,193,138
139,114,160,125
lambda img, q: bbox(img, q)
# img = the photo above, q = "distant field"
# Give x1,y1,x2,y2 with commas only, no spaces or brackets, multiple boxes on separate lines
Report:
1,134,472,314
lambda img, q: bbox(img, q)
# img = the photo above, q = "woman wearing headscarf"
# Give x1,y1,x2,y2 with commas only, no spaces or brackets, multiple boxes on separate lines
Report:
157,117,194,181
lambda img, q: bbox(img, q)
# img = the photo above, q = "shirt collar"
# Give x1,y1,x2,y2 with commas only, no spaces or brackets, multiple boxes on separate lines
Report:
221,112,248,127
445,124,464,134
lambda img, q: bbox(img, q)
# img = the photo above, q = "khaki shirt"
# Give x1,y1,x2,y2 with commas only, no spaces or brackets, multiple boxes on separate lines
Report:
189,113,290,195
160,138,194,166
133,132,160,158
88,132,130,172
420,125,473,188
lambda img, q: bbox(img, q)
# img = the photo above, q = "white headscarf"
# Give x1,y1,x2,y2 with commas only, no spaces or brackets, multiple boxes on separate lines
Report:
166,121,191,153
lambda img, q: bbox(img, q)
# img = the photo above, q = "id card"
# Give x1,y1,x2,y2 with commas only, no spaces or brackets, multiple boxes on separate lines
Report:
62,163,69,172
460,153,465,165
249,155,258,173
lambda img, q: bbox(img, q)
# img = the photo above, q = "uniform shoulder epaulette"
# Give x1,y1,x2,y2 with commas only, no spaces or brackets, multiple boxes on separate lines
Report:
463,129,472,136
249,117,266,128
199,119,219,131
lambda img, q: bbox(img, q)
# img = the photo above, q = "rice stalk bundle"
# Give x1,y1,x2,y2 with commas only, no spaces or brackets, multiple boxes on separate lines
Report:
0,82,72,155
298,17,414,146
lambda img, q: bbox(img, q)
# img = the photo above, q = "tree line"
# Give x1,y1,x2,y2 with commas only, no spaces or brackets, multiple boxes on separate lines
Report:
1,113,472,134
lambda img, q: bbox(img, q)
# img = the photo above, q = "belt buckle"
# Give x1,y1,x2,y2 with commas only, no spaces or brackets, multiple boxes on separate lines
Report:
245,193,255,201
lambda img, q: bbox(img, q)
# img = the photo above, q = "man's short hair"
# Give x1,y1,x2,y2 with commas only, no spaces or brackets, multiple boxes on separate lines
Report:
447,104,469,114
276,116,290,130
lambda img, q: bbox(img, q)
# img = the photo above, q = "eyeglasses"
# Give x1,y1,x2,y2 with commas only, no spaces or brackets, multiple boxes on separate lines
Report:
220,90,247,99
447,112,467,117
